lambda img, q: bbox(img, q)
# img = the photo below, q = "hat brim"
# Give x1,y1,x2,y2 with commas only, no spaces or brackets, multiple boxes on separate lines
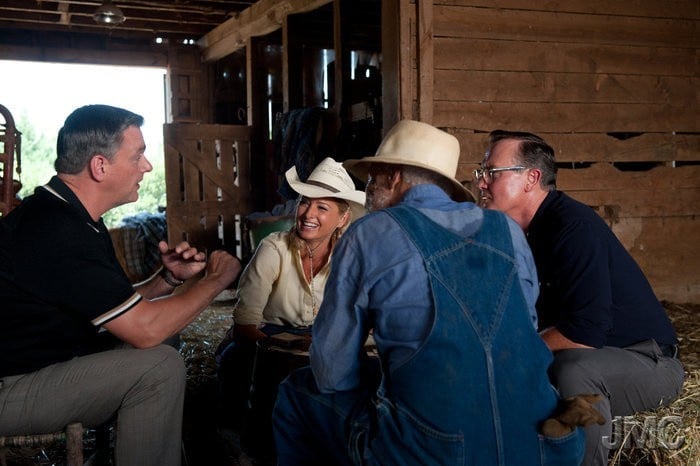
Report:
343,157,475,203
285,168,367,220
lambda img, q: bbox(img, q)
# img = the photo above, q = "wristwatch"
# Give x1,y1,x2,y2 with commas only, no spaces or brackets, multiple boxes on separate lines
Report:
160,267,185,287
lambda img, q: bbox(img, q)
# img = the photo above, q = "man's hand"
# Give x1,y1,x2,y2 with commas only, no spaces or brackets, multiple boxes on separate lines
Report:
205,248,242,289
158,240,207,281
541,394,606,437
540,326,593,352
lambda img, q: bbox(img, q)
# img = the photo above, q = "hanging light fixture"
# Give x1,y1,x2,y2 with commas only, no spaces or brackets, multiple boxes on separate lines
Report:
93,0,126,25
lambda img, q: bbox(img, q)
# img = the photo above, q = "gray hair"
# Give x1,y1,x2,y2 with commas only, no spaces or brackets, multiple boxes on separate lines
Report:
400,165,454,196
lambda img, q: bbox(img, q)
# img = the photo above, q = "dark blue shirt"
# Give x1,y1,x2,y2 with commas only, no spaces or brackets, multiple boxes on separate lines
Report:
527,190,677,348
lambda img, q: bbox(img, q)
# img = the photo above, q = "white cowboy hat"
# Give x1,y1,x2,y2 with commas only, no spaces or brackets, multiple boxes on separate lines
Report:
343,120,474,202
285,157,367,220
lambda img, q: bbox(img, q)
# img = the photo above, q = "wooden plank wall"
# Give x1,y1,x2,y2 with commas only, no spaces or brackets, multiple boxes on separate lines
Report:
405,0,700,302
164,123,254,259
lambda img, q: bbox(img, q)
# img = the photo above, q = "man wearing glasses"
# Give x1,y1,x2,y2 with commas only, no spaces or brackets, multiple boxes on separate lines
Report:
476,129,684,466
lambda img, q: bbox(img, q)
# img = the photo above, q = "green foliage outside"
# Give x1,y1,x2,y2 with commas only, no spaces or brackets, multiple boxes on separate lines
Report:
14,112,167,228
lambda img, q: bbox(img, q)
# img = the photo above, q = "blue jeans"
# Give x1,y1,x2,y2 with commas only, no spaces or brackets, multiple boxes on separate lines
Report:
273,364,379,466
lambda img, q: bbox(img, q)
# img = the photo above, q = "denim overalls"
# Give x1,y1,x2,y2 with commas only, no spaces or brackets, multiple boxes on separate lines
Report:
359,205,584,465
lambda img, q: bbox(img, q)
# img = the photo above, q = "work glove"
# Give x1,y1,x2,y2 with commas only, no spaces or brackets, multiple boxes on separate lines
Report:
541,394,606,437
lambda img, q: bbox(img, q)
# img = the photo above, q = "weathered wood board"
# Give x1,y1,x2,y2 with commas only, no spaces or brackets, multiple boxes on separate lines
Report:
397,0,699,302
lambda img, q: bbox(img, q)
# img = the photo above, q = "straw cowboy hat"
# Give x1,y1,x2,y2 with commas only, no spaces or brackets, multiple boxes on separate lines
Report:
285,157,367,220
343,120,474,202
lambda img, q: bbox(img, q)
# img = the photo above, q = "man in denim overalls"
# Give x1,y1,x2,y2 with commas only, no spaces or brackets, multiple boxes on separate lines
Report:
272,120,585,465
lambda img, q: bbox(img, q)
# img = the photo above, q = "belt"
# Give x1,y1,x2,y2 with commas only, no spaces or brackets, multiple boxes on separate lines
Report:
659,343,680,359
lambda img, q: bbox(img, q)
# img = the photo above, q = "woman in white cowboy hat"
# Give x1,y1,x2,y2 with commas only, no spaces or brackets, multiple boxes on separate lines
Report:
215,157,365,446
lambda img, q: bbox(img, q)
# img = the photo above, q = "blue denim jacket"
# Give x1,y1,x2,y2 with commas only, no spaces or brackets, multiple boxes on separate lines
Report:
310,185,539,393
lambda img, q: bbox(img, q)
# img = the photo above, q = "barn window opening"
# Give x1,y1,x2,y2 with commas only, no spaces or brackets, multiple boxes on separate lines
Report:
0,60,167,228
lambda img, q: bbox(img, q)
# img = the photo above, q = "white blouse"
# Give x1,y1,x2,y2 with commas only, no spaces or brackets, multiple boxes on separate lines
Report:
233,231,330,328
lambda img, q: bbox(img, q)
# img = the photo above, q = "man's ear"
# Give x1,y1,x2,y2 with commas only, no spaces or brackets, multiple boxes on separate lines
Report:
89,155,107,181
387,168,411,205
387,168,402,190
524,168,542,192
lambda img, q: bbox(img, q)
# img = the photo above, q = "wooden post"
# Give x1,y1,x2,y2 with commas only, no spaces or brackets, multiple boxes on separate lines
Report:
417,0,434,123
64,423,83,466
381,0,400,130
282,19,291,113
282,15,304,112
246,36,271,211
332,0,344,116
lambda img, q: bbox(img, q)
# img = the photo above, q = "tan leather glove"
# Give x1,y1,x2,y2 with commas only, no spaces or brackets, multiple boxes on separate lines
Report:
541,394,606,437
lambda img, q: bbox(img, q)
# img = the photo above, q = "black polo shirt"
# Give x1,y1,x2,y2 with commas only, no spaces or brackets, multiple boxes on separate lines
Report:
527,190,677,348
0,177,141,377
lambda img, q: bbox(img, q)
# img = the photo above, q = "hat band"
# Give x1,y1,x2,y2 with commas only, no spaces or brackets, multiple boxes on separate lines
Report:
305,179,341,193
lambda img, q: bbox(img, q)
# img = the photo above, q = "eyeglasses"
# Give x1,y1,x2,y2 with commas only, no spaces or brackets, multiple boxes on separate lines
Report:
473,165,527,183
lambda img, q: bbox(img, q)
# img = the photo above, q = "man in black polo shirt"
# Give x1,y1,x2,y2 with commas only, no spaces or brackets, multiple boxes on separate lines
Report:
0,104,241,466
476,130,684,466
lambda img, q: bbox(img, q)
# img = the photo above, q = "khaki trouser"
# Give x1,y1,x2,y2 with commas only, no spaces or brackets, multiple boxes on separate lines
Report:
0,344,185,466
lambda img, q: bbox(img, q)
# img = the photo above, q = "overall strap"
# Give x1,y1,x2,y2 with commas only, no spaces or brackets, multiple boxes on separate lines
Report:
383,204,513,261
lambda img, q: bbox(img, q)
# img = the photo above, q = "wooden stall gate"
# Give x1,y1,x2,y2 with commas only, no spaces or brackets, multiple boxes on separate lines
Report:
164,123,253,260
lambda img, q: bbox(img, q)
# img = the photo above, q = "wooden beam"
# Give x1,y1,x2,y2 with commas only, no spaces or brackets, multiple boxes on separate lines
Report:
417,0,434,123
245,36,272,211
400,0,413,121
282,18,291,113
282,14,304,112
332,0,343,114
245,37,255,127
0,44,167,67
199,0,332,62
381,0,400,130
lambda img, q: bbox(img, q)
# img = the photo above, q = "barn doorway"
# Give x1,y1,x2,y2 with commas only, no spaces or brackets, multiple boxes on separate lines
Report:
0,60,167,227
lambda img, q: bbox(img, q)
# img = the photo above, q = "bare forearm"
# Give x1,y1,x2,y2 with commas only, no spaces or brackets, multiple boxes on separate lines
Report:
540,326,592,352
107,274,230,348
106,251,241,347
134,267,185,299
